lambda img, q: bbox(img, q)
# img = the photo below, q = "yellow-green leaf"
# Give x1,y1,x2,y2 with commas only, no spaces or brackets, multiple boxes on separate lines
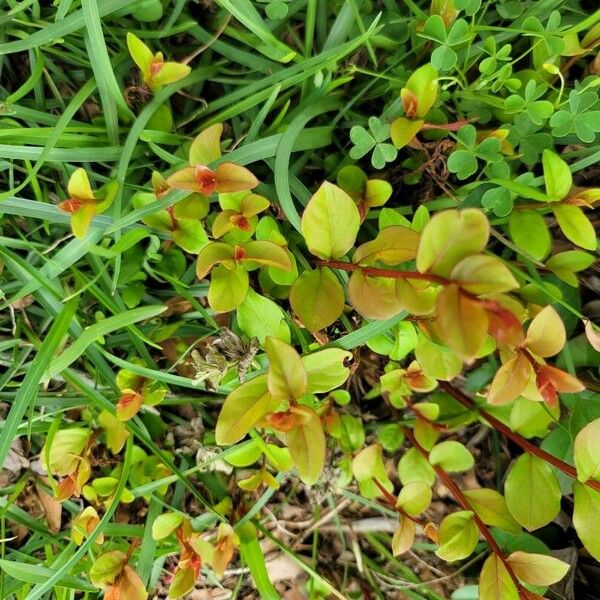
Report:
574,418,600,483
353,225,420,266
479,554,519,600
302,348,352,393
450,255,519,295
90,550,126,587
68,168,95,200
266,337,307,401
417,209,489,277
390,117,424,149
208,265,249,312
506,551,570,586
126,32,153,81
285,406,325,486
215,375,276,445
553,203,597,251
301,181,360,259
289,267,345,331
504,454,561,531
573,481,600,561
462,488,521,534
542,150,572,200
525,305,566,358
397,481,432,516
435,511,479,562
429,441,474,472
348,270,404,319
352,444,393,499
189,123,223,165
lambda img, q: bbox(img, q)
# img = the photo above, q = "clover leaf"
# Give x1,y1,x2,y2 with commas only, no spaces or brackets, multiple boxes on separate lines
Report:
349,117,398,169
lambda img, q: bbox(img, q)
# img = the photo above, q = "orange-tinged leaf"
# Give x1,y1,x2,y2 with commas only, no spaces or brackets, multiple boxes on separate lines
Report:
450,255,519,295
116,389,143,421
265,337,307,400
506,551,570,586
90,550,127,587
525,305,566,357
120,566,148,600
436,284,489,359
214,162,258,193
285,406,325,486
391,516,416,556
479,554,519,600
212,523,236,578
417,209,489,277
189,123,223,165
403,63,438,118
487,352,534,404
68,168,95,200
395,278,437,315
352,225,420,266
166,166,205,193
348,270,404,319
168,565,196,600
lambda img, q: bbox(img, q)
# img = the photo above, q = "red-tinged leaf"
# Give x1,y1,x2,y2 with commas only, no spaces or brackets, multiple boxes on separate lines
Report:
285,406,325,486
537,364,584,394
212,524,236,578
436,284,489,360
166,166,205,194
214,162,259,193
485,302,525,347
189,123,223,165
487,352,535,404
116,389,143,421
525,305,566,357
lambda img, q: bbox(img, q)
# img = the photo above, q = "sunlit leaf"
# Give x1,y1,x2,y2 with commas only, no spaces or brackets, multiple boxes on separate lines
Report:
285,406,325,486
352,226,420,266
506,551,570,586
479,554,519,600
189,123,223,165
266,337,307,400
435,511,479,562
525,305,566,357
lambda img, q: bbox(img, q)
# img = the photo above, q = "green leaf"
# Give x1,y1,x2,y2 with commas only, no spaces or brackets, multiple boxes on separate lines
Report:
574,418,600,482
189,123,223,165
429,441,474,472
353,226,420,266
462,488,520,534
285,406,325,486
127,32,153,81
352,444,393,499
208,265,249,312
390,117,424,149
266,337,307,400
450,255,519,294
172,219,208,253
542,150,572,200
552,203,597,251
508,210,551,261
302,348,352,393
504,454,561,531
506,551,569,585
215,375,276,445
300,181,361,259
152,512,184,540
478,554,519,600
89,550,126,587
416,209,489,276
237,288,291,344
573,481,600,561
43,305,166,381
0,560,96,592
403,63,438,117
398,447,436,486
397,481,432,516
435,511,479,562
289,267,344,332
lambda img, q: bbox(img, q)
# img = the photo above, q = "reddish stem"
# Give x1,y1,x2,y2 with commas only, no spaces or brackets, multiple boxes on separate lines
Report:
403,427,524,592
315,259,450,285
438,381,600,494
372,477,428,527
421,118,476,132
